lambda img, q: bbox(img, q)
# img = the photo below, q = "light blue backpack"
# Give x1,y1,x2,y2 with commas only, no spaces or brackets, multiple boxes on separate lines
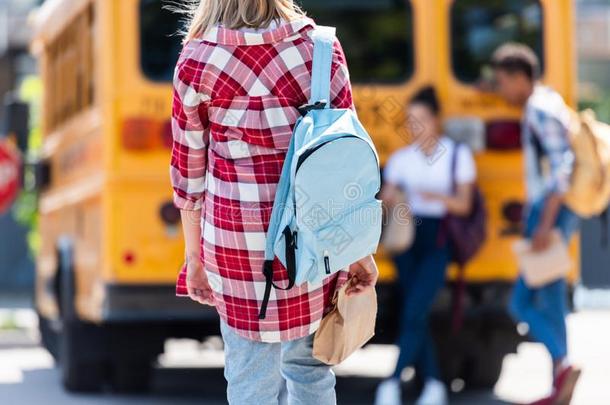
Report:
258,26,382,319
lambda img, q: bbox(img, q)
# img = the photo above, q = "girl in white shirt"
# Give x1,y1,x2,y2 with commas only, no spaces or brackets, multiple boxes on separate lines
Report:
375,86,476,405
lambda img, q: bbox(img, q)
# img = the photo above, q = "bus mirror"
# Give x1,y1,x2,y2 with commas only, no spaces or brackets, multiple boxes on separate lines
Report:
1,94,30,154
31,157,51,192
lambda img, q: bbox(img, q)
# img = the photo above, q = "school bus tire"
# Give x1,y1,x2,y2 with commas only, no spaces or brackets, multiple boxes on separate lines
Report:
38,314,60,360
459,330,509,389
60,321,109,392
433,326,509,390
109,355,154,393
429,283,521,390
464,351,505,389
106,325,166,393
55,236,109,392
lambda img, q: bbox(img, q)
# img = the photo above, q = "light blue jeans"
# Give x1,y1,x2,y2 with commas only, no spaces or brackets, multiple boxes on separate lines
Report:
219,320,336,405
509,197,580,361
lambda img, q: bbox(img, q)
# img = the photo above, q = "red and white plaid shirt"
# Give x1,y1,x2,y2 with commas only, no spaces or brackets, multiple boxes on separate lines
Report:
170,16,354,342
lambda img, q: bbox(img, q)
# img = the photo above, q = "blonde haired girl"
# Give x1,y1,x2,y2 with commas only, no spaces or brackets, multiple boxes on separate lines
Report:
176,0,306,40
168,0,378,403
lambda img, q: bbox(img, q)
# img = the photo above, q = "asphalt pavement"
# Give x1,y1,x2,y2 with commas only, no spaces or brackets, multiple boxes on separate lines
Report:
0,296,608,405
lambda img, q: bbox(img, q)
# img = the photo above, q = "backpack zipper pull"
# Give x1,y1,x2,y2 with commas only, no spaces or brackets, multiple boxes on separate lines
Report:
323,250,331,274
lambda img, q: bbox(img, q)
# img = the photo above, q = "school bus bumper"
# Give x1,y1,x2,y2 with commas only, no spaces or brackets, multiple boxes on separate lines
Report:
100,284,218,323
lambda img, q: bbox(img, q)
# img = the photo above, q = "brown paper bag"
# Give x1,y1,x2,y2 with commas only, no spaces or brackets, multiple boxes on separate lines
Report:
312,279,377,365
380,190,415,255
512,229,572,288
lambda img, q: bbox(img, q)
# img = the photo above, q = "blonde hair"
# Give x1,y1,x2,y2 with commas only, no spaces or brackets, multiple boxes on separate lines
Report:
168,0,307,42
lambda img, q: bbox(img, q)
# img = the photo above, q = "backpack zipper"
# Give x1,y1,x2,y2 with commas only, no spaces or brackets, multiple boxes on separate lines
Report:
323,250,331,274
295,135,359,173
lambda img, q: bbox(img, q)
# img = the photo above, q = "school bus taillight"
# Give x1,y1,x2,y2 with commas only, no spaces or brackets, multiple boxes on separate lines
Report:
486,121,522,150
123,250,136,265
121,118,173,150
161,120,173,148
502,200,524,224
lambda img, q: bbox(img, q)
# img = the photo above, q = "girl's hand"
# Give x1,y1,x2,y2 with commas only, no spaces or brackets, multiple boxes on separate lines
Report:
531,225,553,252
186,256,215,306
420,191,445,202
345,255,379,296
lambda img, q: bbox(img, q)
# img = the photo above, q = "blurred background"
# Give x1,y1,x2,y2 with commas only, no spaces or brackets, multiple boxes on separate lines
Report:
1,0,610,404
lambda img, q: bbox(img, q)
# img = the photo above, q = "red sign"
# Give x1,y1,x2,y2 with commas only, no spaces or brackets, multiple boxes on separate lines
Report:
0,140,22,214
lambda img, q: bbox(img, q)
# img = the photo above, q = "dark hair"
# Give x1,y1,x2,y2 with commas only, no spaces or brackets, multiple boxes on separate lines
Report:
491,43,540,80
409,86,440,116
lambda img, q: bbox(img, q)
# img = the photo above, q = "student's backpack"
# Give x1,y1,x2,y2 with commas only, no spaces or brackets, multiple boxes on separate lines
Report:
531,108,610,219
562,109,610,218
258,26,382,319
445,143,487,268
444,142,487,332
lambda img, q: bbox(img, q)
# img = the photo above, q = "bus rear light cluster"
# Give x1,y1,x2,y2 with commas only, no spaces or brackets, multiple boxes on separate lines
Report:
502,200,524,224
122,117,173,150
123,250,136,265
486,121,522,150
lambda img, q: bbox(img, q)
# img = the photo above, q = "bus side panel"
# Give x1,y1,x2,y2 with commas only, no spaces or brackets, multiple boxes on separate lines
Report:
74,196,105,322
36,210,60,320
107,180,184,284
36,192,105,323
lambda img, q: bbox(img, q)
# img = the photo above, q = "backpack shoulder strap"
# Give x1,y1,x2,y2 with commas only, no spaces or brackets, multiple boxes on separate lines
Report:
264,133,296,262
259,132,296,319
450,141,461,194
259,25,337,320
309,26,336,107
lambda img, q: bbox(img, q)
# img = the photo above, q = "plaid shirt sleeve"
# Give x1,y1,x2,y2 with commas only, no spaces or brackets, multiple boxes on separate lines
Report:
169,45,211,211
528,108,574,196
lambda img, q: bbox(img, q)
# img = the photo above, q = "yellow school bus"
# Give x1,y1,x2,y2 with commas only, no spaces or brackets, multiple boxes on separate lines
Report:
31,0,218,392
30,0,576,392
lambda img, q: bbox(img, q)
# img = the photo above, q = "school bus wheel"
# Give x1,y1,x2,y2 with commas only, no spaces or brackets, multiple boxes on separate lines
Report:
60,321,108,392
50,237,164,393
37,315,60,360
52,237,108,392
430,288,521,390
454,329,508,389
105,323,167,393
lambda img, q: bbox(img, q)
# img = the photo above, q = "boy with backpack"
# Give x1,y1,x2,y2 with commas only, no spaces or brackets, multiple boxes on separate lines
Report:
491,43,582,405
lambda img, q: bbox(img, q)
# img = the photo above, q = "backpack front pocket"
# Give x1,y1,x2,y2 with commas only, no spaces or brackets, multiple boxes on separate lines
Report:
306,198,382,283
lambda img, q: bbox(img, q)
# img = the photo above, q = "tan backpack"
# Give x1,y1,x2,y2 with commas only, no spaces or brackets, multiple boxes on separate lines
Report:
563,109,610,218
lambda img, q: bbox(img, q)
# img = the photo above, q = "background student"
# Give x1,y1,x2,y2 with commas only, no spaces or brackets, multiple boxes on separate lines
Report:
375,86,476,405
491,43,581,405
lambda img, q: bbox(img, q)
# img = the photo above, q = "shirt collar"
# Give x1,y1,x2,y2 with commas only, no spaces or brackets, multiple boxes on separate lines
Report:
199,16,316,46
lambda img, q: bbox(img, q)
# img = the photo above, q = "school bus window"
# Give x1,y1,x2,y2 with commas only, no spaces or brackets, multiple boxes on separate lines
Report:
140,0,182,82
451,0,544,83
45,3,95,132
300,0,414,83
139,0,413,84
